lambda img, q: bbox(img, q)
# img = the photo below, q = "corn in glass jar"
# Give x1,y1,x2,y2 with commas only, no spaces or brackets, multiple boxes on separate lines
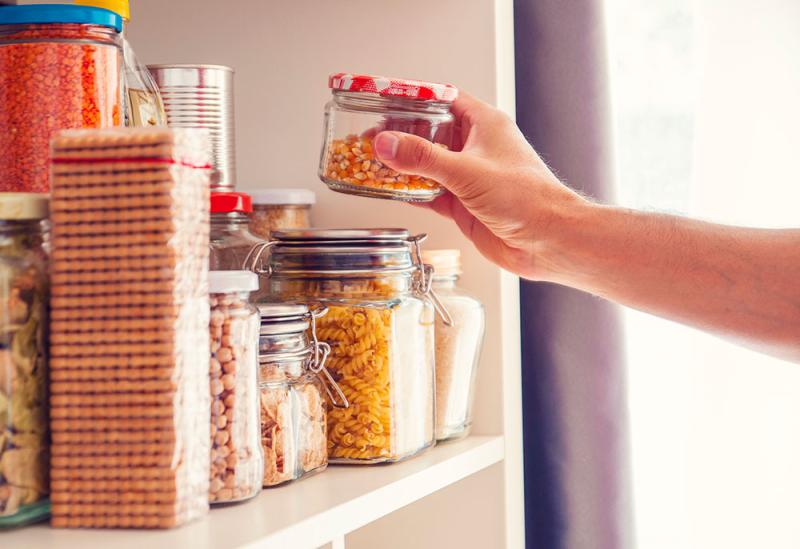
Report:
208,271,263,504
0,5,123,193
258,304,345,486
319,73,457,202
248,189,315,241
0,194,50,528
422,250,485,441
265,229,445,463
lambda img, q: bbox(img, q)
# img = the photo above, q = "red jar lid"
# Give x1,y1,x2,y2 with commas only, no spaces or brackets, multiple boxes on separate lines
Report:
210,192,252,213
328,73,458,103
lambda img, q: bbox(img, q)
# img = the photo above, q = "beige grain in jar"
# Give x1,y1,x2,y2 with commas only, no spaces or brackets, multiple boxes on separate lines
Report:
208,271,263,504
248,189,314,240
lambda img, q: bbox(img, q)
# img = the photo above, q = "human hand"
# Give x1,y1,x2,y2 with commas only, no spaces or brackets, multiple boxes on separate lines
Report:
373,92,588,281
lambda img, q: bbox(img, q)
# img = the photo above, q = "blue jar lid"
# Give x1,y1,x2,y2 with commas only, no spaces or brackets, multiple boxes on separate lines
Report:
0,4,122,33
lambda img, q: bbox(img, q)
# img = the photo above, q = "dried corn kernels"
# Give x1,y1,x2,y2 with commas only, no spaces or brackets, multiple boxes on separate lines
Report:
321,135,446,197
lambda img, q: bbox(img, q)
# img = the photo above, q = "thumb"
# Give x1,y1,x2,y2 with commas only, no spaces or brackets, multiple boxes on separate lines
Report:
373,131,472,188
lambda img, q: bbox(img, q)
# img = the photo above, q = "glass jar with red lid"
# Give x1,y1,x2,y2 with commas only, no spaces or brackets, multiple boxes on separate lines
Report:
319,73,458,202
209,192,267,280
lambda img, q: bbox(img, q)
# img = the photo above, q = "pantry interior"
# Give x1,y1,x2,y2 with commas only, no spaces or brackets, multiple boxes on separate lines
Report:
2,0,524,547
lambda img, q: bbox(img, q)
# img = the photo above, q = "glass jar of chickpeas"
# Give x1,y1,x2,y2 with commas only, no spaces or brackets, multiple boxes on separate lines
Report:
319,73,457,202
265,229,448,464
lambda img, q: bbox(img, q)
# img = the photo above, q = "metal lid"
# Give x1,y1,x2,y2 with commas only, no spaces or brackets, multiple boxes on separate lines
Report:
258,302,311,336
329,73,458,103
272,228,409,241
0,4,123,32
0,193,49,221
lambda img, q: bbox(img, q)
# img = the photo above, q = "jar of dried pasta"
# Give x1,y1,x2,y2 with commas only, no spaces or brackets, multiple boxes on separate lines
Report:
257,303,345,486
319,73,457,202
422,249,485,441
248,189,315,241
265,229,446,463
208,271,263,504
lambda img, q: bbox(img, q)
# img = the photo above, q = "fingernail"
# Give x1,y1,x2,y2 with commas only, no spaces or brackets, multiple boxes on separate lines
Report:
374,132,399,160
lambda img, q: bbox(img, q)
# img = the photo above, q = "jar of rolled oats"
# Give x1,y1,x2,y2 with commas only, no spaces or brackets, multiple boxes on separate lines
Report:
319,73,457,202
264,229,450,463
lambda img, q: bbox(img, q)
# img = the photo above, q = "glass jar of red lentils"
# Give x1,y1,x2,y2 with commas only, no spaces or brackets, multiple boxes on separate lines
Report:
319,73,458,202
0,5,123,193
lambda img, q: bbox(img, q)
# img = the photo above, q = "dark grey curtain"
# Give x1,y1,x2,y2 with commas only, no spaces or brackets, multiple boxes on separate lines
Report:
514,1,633,548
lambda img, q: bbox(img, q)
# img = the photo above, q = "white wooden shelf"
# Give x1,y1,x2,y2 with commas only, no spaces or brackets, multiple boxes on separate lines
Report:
4,436,503,549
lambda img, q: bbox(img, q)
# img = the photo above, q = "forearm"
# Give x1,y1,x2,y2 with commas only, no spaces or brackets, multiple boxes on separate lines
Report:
538,202,800,362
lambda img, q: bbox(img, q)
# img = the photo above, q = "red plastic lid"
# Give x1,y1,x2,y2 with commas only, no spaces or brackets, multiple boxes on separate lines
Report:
328,73,458,103
210,192,252,213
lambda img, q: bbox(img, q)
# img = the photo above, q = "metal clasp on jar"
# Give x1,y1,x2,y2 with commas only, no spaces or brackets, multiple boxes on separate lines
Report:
309,306,349,409
408,234,454,327
243,240,275,276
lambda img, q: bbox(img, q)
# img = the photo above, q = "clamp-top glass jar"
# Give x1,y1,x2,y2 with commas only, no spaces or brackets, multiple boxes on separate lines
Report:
258,303,346,486
263,229,446,463
319,73,457,202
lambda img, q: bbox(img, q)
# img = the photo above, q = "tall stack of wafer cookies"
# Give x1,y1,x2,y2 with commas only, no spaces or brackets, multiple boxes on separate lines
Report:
48,128,212,529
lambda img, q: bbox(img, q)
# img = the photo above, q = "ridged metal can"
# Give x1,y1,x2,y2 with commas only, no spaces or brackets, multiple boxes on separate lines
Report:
148,64,236,190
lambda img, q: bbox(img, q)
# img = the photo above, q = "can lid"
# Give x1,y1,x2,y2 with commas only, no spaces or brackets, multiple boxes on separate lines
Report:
209,270,258,293
250,188,316,206
211,192,252,214
0,193,49,221
74,0,129,22
329,73,458,103
421,249,462,277
0,4,123,32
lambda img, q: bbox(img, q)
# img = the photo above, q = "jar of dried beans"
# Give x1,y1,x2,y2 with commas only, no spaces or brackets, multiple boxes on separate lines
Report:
208,271,263,504
257,304,345,486
0,5,123,193
319,73,457,202
248,189,315,241
266,229,447,463
0,194,50,528
421,250,485,441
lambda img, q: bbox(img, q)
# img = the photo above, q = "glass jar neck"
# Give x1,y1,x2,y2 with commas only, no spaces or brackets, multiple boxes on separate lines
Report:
0,220,44,258
431,275,459,290
332,90,451,115
211,211,250,232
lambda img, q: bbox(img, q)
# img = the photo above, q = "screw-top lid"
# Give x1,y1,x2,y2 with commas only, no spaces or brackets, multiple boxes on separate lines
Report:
0,4,123,32
209,270,258,294
210,192,252,214
250,188,316,206
0,193,49,221
422,249,462,277
74,0,130,22
329,73,458,103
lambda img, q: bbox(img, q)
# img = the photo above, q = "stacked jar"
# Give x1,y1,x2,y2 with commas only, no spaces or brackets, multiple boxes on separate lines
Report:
0,194,50,528
208,271,263,504
318,73,457,202
258,304,345,486
422,250,485,441
247,189,315,241
266,229,439,463
0,4,123,192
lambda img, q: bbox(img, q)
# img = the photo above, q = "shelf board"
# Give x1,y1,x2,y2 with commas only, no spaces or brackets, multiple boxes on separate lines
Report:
4,436,504,549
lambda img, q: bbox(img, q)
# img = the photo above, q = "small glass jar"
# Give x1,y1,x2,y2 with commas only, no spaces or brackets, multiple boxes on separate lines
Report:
318,73,458,202
208,271,263,504
0,194,50,528
422,250,485,441
258,304,343,486
248,189,315,241
266,229,446,464
0,5,123,193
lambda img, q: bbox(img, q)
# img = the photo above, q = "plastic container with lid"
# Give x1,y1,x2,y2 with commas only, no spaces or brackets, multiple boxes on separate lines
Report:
319,73,457,202
258,303,346,486
248,189,315,241
422,249,485,441
0,194,50,528
208,271,263,504
0,4,123,192
266,228,448,463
